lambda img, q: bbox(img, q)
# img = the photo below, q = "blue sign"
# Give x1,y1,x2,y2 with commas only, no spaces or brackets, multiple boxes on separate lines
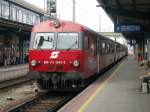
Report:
115,25,140,32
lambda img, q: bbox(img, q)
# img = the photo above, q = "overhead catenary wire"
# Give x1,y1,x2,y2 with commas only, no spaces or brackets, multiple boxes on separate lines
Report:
58,0,92,19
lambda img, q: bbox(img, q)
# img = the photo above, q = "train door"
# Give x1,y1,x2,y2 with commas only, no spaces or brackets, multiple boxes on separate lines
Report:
97,39,100,74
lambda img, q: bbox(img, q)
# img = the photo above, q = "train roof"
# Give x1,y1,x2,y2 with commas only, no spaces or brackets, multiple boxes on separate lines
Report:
32,20,86,32
32,20,107,38
32,20,127,47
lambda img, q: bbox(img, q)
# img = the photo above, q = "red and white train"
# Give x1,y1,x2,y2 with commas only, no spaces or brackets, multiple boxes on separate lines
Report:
28,19,127,90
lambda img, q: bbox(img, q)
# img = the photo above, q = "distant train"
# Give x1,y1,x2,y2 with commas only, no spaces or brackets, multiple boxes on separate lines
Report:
28,19,127,90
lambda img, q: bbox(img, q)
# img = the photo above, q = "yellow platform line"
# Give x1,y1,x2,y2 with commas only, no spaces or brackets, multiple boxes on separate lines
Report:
77,61,125,112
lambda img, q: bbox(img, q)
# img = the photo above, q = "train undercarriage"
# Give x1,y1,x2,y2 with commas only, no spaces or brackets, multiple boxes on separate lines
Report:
30,71,85,91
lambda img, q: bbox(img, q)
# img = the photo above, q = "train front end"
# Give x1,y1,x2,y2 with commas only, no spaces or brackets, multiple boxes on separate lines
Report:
28,20,84,90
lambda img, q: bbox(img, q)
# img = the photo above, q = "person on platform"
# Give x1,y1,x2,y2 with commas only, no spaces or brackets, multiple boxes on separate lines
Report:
16,50,20,64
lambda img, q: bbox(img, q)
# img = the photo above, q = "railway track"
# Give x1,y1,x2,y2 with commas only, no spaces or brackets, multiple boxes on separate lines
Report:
5,58,126,112
7,92,78,112
0,77,30,89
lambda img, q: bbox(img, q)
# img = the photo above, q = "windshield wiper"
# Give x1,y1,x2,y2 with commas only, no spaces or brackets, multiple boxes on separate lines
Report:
66,41,78,51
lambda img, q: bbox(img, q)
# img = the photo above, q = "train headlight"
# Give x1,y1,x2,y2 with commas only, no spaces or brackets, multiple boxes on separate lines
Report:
73,60,80,67
53,19,60,28
31,60,37,67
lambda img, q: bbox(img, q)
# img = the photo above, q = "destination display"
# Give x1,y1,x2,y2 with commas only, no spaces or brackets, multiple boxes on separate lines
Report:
115,25,141,32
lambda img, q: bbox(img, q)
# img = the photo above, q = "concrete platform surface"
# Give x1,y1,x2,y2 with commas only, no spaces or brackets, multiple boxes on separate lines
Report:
0,64,28,82
59,56,150,112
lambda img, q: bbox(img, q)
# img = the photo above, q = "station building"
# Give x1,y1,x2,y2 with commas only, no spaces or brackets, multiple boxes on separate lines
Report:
0,0,44,66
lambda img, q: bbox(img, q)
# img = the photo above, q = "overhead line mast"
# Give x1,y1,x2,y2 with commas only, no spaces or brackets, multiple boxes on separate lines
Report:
73,0,76,22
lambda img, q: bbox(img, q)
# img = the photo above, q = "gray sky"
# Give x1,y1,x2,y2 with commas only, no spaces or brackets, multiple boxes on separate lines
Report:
25,0,114,32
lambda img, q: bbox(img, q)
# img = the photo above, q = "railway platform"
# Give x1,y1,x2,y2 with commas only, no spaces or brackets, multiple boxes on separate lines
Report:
59,56,150,112
0,64,28,82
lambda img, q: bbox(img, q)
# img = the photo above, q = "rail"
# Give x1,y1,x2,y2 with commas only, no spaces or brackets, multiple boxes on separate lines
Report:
7,92,78,112
0,76,30,89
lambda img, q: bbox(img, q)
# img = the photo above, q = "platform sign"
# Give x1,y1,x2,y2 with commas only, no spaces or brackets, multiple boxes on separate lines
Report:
115,25,141,32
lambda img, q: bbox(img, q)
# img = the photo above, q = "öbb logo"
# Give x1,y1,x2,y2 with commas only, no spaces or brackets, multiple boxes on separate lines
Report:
50,51,59,59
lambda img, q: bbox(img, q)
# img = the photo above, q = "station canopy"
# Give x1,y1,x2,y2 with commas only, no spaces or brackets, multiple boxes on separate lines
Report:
97,0,150,40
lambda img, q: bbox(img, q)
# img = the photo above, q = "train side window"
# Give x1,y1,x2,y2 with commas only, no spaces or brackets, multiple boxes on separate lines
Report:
90,40,95,56
99,42,102,54
105,43,107,53
105,43,109,54
109,43,112,53
97,40,101,54
107,43,110,54
117,45,120,52
109,44,111,53
118,45,120,52
102,42,105,54
111,44,114,53
94,40,97,56
84,35,89,50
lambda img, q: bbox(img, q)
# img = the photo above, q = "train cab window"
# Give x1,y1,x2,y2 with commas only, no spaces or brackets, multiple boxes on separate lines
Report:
33,33,55,49
57,33,79,50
